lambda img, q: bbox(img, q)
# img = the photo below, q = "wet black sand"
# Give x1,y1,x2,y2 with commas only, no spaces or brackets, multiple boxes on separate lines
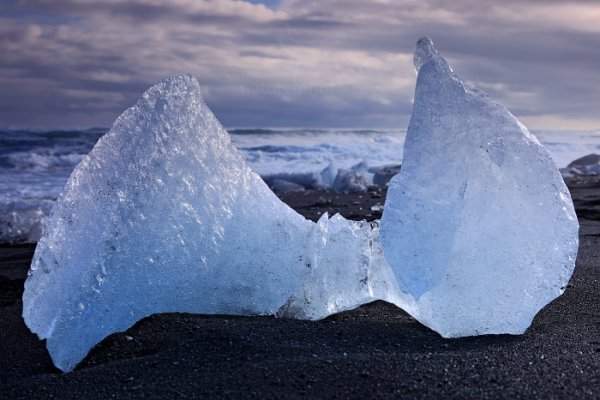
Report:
1,179,600,399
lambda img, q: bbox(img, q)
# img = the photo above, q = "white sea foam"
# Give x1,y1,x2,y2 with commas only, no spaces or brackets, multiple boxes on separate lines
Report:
232,129,406,178
0,128,598,242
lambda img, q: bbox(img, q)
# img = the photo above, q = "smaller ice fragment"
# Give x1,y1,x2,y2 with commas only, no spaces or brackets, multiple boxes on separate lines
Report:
380,37,579,337
278,214,405,319
270,178,306,194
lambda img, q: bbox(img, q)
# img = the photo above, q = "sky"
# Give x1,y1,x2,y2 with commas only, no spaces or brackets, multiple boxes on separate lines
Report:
1,0,599,130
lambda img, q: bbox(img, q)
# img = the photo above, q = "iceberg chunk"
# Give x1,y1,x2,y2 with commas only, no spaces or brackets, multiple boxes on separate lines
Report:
23,75,313,371
22,75,399,372
380,38,579,337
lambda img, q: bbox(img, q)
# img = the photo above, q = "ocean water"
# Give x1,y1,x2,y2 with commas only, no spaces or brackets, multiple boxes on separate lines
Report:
1,128,599,243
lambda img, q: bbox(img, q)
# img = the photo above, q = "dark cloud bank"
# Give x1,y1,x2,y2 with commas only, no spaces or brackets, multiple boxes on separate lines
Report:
1,0,599,130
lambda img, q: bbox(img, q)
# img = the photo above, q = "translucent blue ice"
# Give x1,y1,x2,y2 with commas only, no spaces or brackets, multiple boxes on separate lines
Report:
380,37,579,337
22,75,400,371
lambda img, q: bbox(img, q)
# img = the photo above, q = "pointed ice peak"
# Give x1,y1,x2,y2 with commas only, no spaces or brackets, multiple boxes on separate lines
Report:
22,73,402,371
413,37,440,73
382,36,578,337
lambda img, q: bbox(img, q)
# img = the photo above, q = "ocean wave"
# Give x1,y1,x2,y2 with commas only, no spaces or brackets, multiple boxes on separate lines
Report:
0,128,598,243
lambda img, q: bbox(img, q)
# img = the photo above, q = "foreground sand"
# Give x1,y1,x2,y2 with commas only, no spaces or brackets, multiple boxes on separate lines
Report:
1,179,599,399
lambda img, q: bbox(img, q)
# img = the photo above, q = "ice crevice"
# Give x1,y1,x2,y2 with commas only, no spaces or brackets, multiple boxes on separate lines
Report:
23,37,578,372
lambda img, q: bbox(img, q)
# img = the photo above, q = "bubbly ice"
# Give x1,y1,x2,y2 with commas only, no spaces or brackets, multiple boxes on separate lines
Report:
278,214,406,320
22,75,398,372
380,37,579,337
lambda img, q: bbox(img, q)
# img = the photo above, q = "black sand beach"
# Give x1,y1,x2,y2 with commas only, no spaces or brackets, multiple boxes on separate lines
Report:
1,178,600,399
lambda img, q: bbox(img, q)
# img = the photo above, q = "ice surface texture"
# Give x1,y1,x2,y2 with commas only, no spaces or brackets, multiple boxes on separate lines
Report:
381,38,579,337
23,75,398,371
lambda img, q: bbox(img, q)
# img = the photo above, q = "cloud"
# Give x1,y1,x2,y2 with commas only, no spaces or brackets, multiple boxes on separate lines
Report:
0,0,599,130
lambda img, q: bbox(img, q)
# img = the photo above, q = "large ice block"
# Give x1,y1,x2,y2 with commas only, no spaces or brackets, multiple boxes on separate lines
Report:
23,75,399,371
380,37,579,337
